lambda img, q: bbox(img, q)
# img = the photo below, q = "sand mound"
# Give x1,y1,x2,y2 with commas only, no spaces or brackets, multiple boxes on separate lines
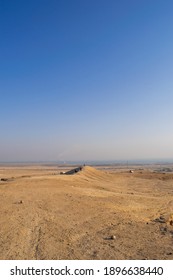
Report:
59,165,107,179
78,165,109,181
81,165,102,174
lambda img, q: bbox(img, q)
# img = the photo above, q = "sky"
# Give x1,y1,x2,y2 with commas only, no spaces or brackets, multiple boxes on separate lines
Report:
0,0,173,162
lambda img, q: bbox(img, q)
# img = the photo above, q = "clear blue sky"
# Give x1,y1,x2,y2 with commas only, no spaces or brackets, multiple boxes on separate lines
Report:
0,0,173,162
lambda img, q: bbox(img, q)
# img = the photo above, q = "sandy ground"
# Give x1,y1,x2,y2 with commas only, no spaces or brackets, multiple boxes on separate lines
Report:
0,165,173,260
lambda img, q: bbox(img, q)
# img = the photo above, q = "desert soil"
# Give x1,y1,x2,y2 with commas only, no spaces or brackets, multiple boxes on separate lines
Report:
0,165,173,260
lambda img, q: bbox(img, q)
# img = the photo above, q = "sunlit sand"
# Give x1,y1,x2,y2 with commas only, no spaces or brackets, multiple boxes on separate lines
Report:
0,164,173,260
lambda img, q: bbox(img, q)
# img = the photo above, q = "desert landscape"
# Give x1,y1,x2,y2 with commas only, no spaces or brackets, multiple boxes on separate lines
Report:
0,164,173,260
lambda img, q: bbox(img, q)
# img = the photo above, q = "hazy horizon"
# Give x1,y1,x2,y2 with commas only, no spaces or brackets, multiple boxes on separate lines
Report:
1,1,173,162
1,158,173,165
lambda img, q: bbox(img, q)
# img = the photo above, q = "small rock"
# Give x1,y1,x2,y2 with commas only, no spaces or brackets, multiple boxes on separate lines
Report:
111,235,116,240
160,227,167,232
154,217,166,223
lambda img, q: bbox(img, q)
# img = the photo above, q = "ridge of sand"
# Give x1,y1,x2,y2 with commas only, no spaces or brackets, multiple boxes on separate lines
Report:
78,165,107,177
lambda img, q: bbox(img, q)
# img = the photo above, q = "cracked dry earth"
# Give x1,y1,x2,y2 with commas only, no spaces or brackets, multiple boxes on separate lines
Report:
0,165,173,260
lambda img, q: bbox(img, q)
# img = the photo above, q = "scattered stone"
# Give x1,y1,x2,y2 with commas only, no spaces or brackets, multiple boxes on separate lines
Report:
104,235,116,241
154,216,166,223
160,227,167,234
60,166,83,175
1,178,8,181
17,200,23,204
93,250,98,256
110,235,116,240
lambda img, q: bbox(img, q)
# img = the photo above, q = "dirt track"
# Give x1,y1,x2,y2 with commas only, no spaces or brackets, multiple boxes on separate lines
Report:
0,165,173,260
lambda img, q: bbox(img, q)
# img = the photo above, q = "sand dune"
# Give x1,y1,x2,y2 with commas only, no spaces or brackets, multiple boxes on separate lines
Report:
0,165,173,260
